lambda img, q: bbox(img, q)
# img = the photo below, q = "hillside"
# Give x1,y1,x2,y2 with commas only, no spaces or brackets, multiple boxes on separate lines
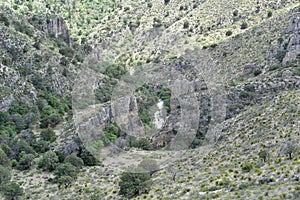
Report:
0,0,299,199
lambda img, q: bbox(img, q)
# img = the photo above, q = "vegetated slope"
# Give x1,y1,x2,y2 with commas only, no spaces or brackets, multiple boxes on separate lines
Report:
0,0,299,200
149,90,300,200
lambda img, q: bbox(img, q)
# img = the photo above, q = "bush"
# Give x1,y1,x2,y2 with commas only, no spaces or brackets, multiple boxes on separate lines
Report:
164,0,170,5
32,140,50,153
40,113,61,128
130,138,152,150
17,153,35,170
0,13,9,26
138,159,159,174
0,165,11,184
276,50,287,62
267,10,272,18
64,154,84,169
79,149,98,166
119,171,152,198
283,142,297,159
11,114,27,132
241,162,253,172
10,140,35,160
56,175,73,187
0,182,23,199
183,21,189,29
40,105,59,125
253,69,262,76
59,47,74,58
54,163,79,179
226,30,233,36
258,150,269,162
233,10,238,17
40,128,57,143
8,101,28,116
38,151,59,171
0,149,11,168
55,151,65,163
241,22,248,29
239,91,252,99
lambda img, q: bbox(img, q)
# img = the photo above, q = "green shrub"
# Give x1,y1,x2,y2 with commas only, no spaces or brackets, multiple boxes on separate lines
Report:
59,47,74,58
259,177,274,185
11,140,35,160
79,148,98,166
0,13,9,26
253,69,262,76
17,153,35,170
226,30,233,36
64,154,84,169
40,128,57,143
32,140,50,153
56,175,73,187
241,162,253,172
54,163,79,179
138,159,159,174
38,151,59,171
153,18,162,27
258,150,269,162
267,10,272,18
55,151,65,163
183,21,189,29
0,149,11,168
233,10,238,17
8,101,28,116
0,182,23,199
0,165,11,184
164,0,170,5
276,50,287,62
11,160,17,168
102,123,120,142
119,171,152,198
239,91,253,99
40,113,61,128
130,138,152,150
241,22,248,29
283,142,297,159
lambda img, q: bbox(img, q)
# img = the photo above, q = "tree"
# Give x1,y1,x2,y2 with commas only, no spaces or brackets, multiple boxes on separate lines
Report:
258,150,269,162
0,165,11,184
32,140,50,153
38,151,59,171
17,154,35,170
131,138,152,150
0,182,23,200
54,163,79,179
10,140,35,160
119,170,152,198
64,154,84,169
0,149,11,168
283,142,298,160
56,176,73,188
138,159,159,175
79,148,98,166
40,128,57,142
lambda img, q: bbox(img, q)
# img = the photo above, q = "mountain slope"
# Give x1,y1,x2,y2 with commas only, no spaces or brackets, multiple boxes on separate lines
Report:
0,0,299,200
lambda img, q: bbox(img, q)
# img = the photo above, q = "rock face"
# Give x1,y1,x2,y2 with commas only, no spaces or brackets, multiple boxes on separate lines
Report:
282,13,300,66
44,16,70,44
112,96,145,138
